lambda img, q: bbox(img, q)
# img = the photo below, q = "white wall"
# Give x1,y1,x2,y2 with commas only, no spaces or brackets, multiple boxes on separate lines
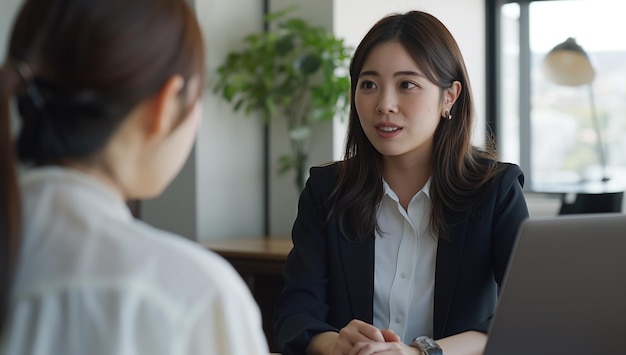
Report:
0,0,22,136
194,0,265,240
122,0,268,242
0,0,21,64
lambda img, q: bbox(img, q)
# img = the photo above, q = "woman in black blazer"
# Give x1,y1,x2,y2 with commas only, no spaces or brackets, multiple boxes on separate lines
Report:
274,10,529,355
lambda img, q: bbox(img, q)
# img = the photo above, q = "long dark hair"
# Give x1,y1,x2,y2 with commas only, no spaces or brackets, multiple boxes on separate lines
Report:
0,0,205,335
328,11,502,242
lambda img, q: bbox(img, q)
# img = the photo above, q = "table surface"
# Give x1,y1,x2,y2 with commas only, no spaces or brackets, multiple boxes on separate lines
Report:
200,237,293,260
531,180,624,194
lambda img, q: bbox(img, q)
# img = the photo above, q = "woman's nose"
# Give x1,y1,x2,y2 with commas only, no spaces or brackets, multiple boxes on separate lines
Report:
375,90,398,114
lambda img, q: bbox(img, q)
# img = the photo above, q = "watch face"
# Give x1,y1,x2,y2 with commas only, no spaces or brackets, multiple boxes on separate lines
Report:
423,337,439,349
411,336,442,354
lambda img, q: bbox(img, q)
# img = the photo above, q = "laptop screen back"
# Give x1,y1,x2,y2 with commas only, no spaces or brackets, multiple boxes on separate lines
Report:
484,213,626,355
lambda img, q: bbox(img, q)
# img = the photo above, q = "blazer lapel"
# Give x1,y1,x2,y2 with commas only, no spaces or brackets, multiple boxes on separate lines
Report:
433,210,469,338
338,236,375,323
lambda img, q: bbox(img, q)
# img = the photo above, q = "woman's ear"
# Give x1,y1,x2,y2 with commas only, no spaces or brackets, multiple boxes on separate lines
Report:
146,75,185,136
442,80,462,115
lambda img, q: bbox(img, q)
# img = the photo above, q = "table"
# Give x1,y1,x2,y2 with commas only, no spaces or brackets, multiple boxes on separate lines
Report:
201,237,292,274
531,181,624,214
201,237,292,352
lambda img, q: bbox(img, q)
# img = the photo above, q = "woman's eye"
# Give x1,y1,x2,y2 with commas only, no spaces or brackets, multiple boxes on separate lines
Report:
360,81,377,90
399,81,417,89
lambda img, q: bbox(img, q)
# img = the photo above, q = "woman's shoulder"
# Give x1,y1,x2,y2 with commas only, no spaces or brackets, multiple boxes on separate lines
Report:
493,161,525,188
15,212,252,320
72,216,251,308
126,221,242,286
306,161,342,191
471,156,524,186
309,161,341,177
474,161,526,209
120,222,260,313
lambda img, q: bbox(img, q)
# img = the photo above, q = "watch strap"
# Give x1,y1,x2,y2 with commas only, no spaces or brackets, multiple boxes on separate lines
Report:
409,336,443,355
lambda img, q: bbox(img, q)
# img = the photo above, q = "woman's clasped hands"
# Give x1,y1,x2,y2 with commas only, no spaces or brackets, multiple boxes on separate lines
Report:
330,320,422,355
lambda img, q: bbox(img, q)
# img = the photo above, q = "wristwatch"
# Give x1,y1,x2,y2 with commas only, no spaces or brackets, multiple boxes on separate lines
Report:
409,336,443,355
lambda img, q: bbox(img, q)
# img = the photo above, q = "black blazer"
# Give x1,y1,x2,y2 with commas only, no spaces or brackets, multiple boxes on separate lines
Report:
273,162,529,355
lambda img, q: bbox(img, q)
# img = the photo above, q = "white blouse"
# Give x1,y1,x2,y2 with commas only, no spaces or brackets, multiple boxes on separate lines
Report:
373,179,437,344
1,167,269,355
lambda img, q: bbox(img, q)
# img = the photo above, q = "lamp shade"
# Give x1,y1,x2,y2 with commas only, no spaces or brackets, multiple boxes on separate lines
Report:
542,37,595,86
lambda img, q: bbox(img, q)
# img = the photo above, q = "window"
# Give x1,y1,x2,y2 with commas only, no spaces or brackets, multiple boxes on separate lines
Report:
493,0,626,187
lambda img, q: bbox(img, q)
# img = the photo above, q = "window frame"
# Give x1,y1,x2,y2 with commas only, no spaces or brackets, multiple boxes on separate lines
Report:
486,0,570,187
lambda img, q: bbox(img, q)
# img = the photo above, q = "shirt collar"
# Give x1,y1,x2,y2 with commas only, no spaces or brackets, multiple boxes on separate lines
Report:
20,166,132,221
382,177,432,202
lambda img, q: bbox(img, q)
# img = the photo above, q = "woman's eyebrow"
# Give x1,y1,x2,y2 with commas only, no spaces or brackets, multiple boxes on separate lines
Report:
358,70,425,78
393,70,425,78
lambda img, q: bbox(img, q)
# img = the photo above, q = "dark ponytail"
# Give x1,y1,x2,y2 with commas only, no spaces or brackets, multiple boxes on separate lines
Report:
1,0,205,336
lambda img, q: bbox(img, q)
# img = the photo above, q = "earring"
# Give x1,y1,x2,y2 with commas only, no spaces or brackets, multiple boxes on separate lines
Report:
444,110,452,120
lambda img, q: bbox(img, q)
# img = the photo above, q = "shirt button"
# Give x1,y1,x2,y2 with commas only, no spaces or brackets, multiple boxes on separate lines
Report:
400,272,408,279
395,316,403,324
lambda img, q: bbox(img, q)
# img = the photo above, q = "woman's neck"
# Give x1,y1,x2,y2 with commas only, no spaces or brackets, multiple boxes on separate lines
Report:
383,154,432,211
60,157,128,201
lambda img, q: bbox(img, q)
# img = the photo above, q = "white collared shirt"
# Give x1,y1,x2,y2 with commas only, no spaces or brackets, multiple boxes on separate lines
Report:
1,167,268,355
373,179,437,344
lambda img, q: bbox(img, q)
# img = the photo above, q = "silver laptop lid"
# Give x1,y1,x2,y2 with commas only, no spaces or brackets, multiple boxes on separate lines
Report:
484,213,626,355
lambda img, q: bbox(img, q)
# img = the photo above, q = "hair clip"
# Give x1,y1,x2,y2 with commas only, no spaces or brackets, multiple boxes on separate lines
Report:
13,60,34,85
12,59,45,109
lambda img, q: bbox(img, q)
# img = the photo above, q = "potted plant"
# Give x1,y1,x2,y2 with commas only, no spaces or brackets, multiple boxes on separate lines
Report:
213,7,352,191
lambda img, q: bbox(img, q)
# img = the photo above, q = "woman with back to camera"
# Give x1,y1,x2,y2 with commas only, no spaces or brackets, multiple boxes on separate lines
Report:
273,10,529,355
0,0,268,354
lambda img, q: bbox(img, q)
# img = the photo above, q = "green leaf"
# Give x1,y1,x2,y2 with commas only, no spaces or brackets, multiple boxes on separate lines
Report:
275,35,295,54
224,85,236,101
265,96,277,116
294,52,321,74
277,154,296,175
233,98,245,111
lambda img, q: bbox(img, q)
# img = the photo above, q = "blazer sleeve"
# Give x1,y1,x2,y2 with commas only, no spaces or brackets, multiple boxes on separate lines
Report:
273,166,338,355
492,164,529,288
473,163,529,333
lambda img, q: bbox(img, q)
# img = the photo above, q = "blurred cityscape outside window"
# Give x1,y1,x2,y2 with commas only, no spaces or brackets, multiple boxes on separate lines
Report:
499,0,626,186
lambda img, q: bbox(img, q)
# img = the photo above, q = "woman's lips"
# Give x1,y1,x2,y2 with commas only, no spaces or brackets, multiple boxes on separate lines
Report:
376,125,402,138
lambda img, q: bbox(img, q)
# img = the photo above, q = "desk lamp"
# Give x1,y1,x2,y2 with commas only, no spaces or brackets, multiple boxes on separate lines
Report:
542,37,609,182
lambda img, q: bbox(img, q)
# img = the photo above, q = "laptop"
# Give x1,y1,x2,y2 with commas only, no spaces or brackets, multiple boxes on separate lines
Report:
484,213,626,355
